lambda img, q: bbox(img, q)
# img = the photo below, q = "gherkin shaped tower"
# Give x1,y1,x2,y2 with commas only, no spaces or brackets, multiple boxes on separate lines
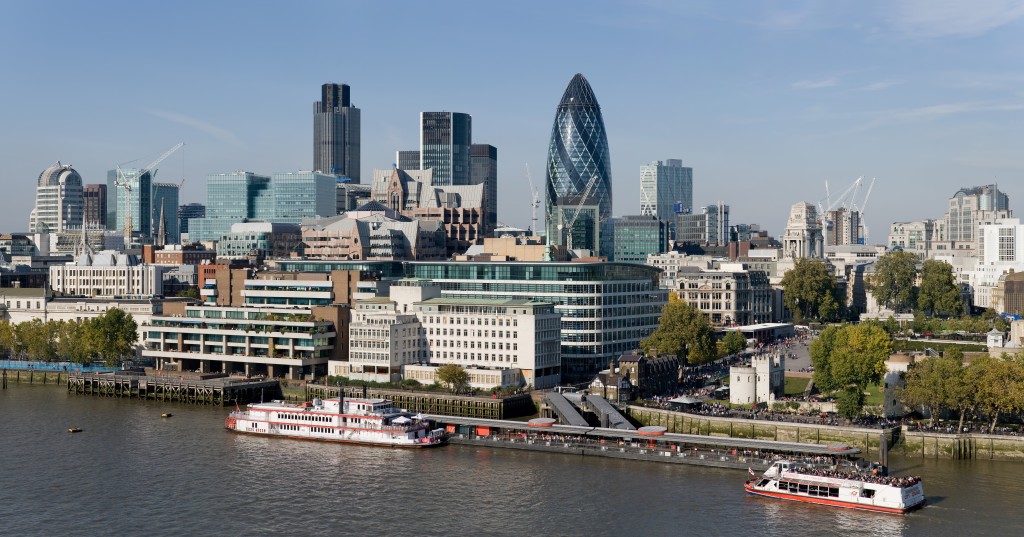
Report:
545,73,613,256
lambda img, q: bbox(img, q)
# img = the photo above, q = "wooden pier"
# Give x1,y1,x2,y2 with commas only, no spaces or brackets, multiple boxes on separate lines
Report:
67,372,281,405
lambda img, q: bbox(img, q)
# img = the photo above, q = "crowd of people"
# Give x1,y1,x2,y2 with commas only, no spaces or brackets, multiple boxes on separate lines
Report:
791,465,922,488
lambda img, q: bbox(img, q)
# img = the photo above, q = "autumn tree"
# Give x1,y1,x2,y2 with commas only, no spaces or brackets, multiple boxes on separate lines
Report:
640,294,717,365
869,251,918,313
916,259,963,317
436,364,470,394
899,353,974,429
779,258,843,323
809,323,893,417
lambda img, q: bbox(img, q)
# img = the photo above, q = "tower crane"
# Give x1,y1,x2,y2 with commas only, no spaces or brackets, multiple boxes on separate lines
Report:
558,175,599,252
115,142,184,247
524,164,541,234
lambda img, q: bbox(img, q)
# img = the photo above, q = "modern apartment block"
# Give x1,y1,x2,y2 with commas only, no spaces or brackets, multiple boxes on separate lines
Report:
143,278,350,379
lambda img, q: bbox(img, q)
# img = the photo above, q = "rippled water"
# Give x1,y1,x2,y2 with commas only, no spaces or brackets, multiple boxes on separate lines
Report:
1,385,1020,536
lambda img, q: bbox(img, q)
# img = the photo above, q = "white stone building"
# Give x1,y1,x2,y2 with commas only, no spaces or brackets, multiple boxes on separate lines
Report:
781,202,823,260
49,250,166,298
729,353,785,405
968,218,1024,308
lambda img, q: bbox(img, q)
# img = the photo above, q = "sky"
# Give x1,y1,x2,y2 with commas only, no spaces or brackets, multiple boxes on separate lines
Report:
2,0,1023,242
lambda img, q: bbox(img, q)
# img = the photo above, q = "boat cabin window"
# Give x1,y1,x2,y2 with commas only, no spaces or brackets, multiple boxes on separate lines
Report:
861,489,875,498
757,479,770,487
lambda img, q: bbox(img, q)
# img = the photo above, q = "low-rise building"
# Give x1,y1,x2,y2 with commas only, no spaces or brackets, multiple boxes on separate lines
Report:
729,352,784,405
673,263,773,325
49,250,166,298
616,352,680,399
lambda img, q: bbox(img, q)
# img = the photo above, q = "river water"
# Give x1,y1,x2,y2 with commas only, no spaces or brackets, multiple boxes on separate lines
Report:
1,384,1021,537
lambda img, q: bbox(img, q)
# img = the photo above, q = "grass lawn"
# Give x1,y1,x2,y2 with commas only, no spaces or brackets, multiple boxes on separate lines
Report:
863,382,885,406
784,376,810,397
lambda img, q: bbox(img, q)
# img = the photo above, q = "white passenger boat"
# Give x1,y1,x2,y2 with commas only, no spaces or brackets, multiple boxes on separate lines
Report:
225,396,446,448
744,460,925,514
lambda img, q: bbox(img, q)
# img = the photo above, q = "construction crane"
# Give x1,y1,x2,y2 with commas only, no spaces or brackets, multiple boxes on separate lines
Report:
115,142,184,246
524,164,541,234
559,175,599,252
817,176,877,244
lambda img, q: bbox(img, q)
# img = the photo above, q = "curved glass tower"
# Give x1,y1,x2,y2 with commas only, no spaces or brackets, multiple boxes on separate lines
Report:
545,73,612,256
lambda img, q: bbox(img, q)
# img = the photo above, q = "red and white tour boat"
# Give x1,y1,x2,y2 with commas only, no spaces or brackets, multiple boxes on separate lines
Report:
225,396,446,448
744,460,925,514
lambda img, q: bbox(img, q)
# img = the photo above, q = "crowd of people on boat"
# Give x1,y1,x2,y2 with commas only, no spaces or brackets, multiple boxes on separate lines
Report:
791,466,922,488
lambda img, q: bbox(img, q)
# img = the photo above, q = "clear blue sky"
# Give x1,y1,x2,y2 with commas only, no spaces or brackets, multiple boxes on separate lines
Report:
2,0,1023,241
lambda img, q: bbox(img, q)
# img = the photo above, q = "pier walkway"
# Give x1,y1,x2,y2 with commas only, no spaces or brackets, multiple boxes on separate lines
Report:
543,392,590,427
429,414,859,471
67,372,280,405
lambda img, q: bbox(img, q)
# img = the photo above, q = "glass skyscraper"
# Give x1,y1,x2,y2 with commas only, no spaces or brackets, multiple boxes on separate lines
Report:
470,144,498,236
106,168,153,241
314,83,361,182
420,112,472,186
640,159,693,223
151,183,180,244
545,73,613,256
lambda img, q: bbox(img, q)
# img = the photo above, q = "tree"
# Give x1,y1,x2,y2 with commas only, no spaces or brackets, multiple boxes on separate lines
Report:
0,321,15,358
722,330,747,356
916,260,963,317
436,364,469,394
870,251,918,313
55,320,92,364
899,354,971,427
779,258,843,323
809,323,893,417
835,387,865,421
177,287,201,300
86,308,138,366
970,355,1024,433
640,294,717,365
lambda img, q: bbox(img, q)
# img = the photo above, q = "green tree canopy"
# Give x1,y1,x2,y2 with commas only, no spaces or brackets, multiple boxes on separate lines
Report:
870,251,918,313
640,294,717,365
898,353,974,428
810,323,893,417
86,308,138,366
436,364,470,394
916,259,963,317
722,330,747,357
779,258,843,323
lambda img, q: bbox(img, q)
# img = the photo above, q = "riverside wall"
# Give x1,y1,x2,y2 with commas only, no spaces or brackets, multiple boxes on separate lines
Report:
627,406,893,460
899,431,1024,461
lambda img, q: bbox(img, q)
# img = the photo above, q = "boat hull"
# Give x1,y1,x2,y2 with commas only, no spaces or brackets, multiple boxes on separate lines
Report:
744,482,923,514
225,427,446,448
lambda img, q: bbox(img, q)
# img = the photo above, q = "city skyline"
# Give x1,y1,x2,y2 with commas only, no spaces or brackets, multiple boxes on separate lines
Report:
2,1,1023,240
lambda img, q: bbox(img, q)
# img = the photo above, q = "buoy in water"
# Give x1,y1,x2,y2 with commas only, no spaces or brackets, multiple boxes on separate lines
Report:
161,413,173,418
68,428,82,433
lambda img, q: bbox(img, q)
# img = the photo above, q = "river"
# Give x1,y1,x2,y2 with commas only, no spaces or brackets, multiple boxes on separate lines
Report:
1,384,1021,536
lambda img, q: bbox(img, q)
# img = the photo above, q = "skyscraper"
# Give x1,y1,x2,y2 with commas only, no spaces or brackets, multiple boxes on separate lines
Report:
106,167,153,242
470,144,498,235
83,184,107,230
314,83,361,182
420,112,472,186
152,183,180,244
178,203,205,236
545,74,613,256
640,159,692,224
30,162,83,233
396,150,420,171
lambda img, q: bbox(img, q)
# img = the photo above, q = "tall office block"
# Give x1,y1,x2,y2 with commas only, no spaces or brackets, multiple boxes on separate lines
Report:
676,204,730,246
152,183,180,244
178,203,205,235
420,112,472,186
106,167,153,242
471,144,498,236
640,159,692,226
314,83,361,182
545,74,613,257
30,162,83,233
396,150,420,171
270,171,337,220
612,215,669,263
83,184,107,230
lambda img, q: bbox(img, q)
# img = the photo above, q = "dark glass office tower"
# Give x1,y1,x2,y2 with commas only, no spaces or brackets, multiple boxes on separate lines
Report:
314,83,361,182
83,183,107,230
545,73,612,256
420,112,471,186
471,144,498,236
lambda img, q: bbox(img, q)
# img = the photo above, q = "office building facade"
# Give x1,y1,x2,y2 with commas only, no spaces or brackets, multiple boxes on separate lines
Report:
83,184,107,230
612,215,669,263
151,183,180,244
677,204,730,246
313,83,361,181
420,112,472,186
640,159,692,225
471,144,498,236
545,74,613,256
178,203,205,236
30,162,83,234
